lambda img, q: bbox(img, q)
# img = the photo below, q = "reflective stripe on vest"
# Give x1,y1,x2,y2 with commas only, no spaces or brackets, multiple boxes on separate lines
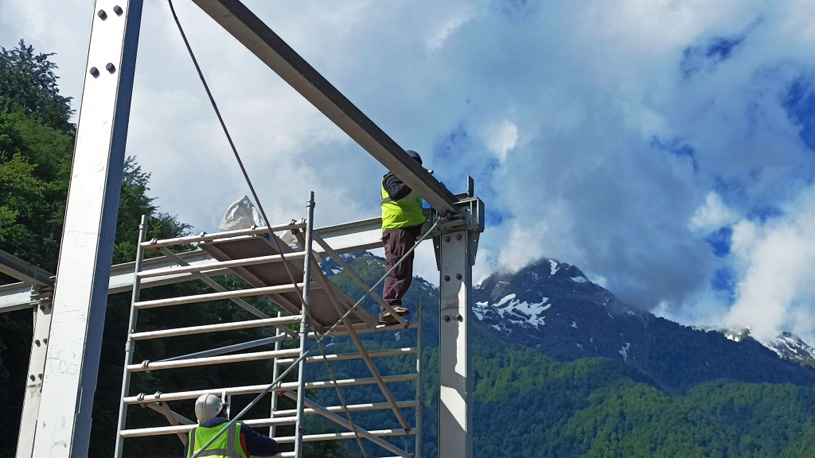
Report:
187,422,247,458
381,173,425,232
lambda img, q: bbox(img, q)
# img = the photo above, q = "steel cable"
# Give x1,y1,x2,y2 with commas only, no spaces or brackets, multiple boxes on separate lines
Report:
189,218,439,457
166,0,307,308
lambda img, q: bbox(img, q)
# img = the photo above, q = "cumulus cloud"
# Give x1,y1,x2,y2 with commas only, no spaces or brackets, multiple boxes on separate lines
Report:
690,192,739,232
725,189,815,344
4,0,815,342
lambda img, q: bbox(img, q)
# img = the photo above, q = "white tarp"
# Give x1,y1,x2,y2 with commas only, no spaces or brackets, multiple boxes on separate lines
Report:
219,195,299,248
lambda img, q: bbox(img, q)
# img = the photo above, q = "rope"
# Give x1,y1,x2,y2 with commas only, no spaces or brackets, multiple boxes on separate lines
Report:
190,218,440,457
165,3,442,455
166,0,307,308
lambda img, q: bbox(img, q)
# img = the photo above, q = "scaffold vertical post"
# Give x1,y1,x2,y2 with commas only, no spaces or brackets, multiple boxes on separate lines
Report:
437,230,473,458
416,300,424,458
270,311,283,439
30,1,143,456
114,214,149,458
294,192,316,458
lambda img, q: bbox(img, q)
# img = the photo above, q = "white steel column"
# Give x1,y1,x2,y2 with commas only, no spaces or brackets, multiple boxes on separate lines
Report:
438,231,473,458
30,0,143,456
15,299,53,457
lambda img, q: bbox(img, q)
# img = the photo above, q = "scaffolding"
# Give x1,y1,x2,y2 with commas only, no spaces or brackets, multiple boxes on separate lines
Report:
114,195,425,457
4,0,485,456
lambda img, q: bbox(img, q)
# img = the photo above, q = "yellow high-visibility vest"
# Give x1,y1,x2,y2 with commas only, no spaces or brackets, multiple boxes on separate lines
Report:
186,422,247,458
381,173,425,232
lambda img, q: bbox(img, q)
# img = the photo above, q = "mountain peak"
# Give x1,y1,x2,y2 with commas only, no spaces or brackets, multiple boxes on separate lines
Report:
472,257,815,389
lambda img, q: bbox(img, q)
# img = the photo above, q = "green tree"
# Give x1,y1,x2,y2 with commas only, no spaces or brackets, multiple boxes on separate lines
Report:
0,40,73,134
0,40,191,457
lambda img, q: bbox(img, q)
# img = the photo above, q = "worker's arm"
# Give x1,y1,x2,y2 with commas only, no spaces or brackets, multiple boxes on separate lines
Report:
241,424,280,456
384,174,413,201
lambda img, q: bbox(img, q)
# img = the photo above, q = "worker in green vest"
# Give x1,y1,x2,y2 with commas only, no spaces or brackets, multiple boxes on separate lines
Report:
185,393,279,457
379,149,428,325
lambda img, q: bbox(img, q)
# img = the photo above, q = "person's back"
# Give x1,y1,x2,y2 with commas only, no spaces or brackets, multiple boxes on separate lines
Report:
186,394,279,458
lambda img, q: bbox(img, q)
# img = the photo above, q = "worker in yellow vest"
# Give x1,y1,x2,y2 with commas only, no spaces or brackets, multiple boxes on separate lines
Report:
379,149,427,325
185,394,279,457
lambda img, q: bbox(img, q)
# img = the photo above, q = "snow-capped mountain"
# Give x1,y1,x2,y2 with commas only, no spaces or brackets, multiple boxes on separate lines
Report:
333,252,815,389
721,328,815,366
771,332,815,365
471,258,815,390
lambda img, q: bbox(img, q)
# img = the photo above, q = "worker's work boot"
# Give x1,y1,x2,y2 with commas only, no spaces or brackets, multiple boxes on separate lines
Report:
378,306,410,325
378,314,400,325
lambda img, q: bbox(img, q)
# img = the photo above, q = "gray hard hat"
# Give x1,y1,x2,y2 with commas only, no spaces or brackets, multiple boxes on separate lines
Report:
195,393,224,423
405,150,422,165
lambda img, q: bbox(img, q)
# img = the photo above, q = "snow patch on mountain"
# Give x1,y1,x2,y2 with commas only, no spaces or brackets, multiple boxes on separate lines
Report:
619,342,631,362
474,295,551,328
700,327,815,366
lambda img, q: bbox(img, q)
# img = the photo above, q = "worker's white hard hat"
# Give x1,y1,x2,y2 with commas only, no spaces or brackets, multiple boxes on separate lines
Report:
195,393,224,423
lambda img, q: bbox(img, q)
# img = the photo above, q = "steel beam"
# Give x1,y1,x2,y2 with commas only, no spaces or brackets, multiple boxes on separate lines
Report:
191,0,459,214
0,284,39,313
0,249,53,287
0,218,382,314
29,1,143,456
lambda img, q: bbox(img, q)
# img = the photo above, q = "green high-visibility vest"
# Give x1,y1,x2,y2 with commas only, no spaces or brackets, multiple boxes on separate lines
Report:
186,422,247,458
381,173,425,232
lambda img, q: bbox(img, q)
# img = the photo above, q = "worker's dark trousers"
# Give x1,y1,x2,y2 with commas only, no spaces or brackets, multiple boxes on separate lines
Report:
382,228,417,317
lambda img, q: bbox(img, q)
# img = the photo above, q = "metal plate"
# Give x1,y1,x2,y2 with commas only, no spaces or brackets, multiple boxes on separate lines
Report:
199,235,375,330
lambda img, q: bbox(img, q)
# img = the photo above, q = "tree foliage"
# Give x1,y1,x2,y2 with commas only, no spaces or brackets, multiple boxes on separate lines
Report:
0,40,73,134
0,40,356,458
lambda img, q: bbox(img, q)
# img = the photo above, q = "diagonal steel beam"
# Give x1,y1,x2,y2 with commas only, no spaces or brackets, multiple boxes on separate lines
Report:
0,249,53,287
283,391,410,457
191,0,459,214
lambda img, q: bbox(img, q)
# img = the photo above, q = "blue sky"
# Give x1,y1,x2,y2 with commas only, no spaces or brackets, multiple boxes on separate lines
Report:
3,0,815,345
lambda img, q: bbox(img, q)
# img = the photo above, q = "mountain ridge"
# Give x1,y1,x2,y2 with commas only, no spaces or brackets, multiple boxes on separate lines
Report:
469,256,815,390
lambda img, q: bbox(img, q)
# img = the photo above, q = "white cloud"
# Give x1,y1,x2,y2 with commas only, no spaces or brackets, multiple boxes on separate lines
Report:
497,220,548,273
485,120,518,163
4,0,815,342
690,192,739,232
725,187,815,344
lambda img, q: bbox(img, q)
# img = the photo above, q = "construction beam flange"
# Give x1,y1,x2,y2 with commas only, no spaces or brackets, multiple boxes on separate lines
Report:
191,0,459,214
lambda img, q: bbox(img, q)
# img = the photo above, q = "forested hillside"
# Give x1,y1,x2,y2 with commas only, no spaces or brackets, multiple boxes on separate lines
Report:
332,255,815,457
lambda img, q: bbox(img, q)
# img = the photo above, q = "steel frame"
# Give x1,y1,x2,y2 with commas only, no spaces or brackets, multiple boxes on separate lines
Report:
6,0,484,456
114,201,424,458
